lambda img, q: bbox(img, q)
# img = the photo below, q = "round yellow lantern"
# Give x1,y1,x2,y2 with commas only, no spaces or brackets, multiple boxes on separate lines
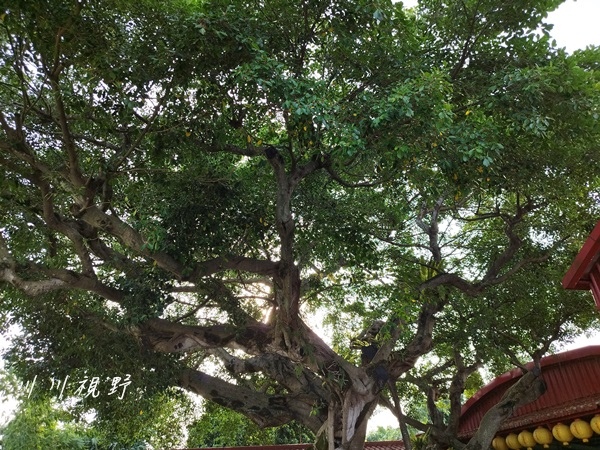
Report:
591,415,600,435
571,418,593,442
553,423,574,446
533,426,554,448
506,433,522,450
518,430,536,450
493,436,510,450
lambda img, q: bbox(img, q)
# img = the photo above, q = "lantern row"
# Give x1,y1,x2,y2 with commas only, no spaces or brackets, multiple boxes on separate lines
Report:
492,416,600,450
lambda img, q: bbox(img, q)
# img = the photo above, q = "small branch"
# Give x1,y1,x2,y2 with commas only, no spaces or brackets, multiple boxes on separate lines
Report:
324,161,393,188
379,393,428,433
110,87,171,170
203,142,266,157
72,133,121,152
388,382,413,450
48,67,85,187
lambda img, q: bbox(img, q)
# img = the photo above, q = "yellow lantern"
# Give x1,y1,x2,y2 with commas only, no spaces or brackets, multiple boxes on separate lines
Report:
533,426,554,448
570,418,593,442
553,423,574,446
591,415,600,435
506,433,522,450
518,430,536,450
493,436,510,450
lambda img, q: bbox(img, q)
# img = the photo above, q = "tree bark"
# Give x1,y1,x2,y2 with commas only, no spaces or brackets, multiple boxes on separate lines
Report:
313,386,379,450
181,368,324,432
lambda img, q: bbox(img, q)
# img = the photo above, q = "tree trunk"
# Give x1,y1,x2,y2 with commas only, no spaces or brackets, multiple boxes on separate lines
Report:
314,384,379,450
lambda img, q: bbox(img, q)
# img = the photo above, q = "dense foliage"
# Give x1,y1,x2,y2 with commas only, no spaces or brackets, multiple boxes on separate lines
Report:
0,370,191,449
1,0,600,449
187,401,314,448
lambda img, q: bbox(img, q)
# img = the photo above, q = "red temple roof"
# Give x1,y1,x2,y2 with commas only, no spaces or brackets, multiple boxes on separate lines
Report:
458,345,600,439
563,220,600,309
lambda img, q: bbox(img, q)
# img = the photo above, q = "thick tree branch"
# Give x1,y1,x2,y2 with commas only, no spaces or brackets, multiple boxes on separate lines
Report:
464,365,546,450
264,147,325,328
181,367,324,432
35,178,96,276
481,201,535,282
416,195,446,264
389,299,446,378
211,348,332,404
0,266,67,296
188,255,279,280
140,317,273,354
446,353,482,434
79,206,187,277
0,235,124,301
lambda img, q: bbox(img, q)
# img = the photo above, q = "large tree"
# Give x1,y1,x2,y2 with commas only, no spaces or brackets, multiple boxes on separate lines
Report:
1,0,600,449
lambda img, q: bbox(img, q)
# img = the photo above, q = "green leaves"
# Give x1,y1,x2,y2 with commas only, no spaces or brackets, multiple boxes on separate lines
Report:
187,401,314,448
1,0,600,447
1,398,89,450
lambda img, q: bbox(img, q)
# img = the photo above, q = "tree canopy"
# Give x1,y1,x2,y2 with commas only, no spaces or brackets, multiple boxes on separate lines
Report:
1,0,600,449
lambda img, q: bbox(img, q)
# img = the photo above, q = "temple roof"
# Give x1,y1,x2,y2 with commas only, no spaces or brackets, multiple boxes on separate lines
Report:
563,220,600,309
459,346,600,439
